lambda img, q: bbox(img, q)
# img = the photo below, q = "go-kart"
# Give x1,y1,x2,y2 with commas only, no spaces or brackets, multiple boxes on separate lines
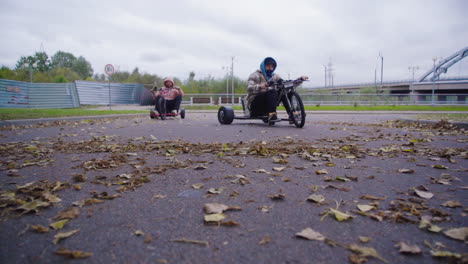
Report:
217,78,306,128
150,108,185,120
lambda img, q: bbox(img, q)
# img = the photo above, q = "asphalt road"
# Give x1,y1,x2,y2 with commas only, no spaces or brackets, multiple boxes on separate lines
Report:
0,113,467,264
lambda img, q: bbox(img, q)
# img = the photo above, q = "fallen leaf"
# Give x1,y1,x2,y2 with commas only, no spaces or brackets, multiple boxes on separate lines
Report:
204,213,226,223
42,192,62,203
134,230,145,236
252,168,270,174
395,242,422,254
194,165,207,170
204,203,230,214
357,204,375,212
272,157,288,164
359,236,370,243
17,200,51,214
72,198,104,207
55,248,92,259
31,225,50,233
296,227,326,241
360,195,386,201
430,250,461,259
259,236,271,245
269,193,286,200
272,167,286,172
441,200,462,208
307,194,325,203
349,254,367,264
432,164,448,170
171,238,208,246
192,183,204,189
414,189,434,199
72,174,87,183
398,169,415,173
220,220,240,227
53,229,80,244
54,207,80,220
152,194,166,200
208,187,225,194
315,169,328,175
330,208,353,221
443,227,468,241
50,219,69,230
348,243,388,263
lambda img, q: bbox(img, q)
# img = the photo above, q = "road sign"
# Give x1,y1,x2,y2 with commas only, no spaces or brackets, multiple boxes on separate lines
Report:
104,64,115,75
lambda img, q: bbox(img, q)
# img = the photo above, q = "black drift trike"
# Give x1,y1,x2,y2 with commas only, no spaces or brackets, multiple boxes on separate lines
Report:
217,78,306,128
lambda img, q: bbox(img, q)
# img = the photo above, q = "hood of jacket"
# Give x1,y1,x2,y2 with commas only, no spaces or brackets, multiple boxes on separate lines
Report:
163,77,175,88
260,57,277,81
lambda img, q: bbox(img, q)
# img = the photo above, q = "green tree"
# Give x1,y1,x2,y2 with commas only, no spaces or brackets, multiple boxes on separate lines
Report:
53,75,69,83
0,66,16,80
72,56,93,79
51,51,76,68
15,52,51,72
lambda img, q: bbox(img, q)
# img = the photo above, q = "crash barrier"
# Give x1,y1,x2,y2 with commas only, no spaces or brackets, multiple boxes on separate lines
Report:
75,81,144,105
0,79,79,108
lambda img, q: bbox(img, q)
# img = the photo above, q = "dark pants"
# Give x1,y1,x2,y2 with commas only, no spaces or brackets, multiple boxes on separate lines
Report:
155,95,182,114
250,90,291,117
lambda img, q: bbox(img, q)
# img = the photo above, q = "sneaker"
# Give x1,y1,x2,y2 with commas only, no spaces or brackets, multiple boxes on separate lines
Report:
268,112,277,122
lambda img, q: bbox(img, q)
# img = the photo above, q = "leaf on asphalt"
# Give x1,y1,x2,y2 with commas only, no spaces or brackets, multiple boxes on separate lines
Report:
296,227,325,241
134,230,145,236
357,204,375,212
92,191,121,200
419,218,443,233
72,174,87,183
272,167,286,172
432,164,448,169
252,168,270,174
272,157,289,164
152,194,167,200
192,183,204,189
53,207,80,220
31,224,50,233
359,236,371,243
395,242,422,254
349,254,368,264
230,175,250,185
53,229,80,244
203,203,241,214
347,243,388,263
329,208,354,221
336,176,350,182
414,189,434,199
204,213,226,223
72,198,104,207
360,195,386,201
50,219,69,230
269,193,286,200
220,220,240,227
259,235,271,245
42,192,62,203
430,250,461,259
207,187,225,194
315,169,328,175
307,194,325,203
259,205,272,213
172,238,208,246
194,165,207,170
398,169,415,173
17,200,51,214
441,200,462,208
55,248,93,259
443,227,468,241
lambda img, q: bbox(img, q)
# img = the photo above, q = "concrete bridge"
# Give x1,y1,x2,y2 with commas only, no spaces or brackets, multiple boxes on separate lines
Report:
307,46,468,103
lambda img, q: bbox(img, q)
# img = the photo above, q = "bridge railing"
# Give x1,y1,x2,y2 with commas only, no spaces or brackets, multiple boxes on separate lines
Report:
178,93,468,106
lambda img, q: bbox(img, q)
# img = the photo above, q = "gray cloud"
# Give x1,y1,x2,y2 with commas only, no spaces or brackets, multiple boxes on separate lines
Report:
0,0,466,86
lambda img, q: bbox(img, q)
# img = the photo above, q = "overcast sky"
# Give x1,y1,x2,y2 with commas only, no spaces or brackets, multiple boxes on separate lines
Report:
1,0,467,86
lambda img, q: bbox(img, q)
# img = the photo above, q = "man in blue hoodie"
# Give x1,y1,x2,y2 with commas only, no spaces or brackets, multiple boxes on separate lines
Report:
246,57,308,121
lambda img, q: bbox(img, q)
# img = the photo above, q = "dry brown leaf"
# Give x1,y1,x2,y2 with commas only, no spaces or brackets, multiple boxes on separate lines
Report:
172,238,208,246
204,213,226,223
441,200,462,208
53,207,80,220
398,169,415,173
315,169,328,175
272,167,286,172
357,204,375,212
414,189,434,199
203,203,229,214
395,242,422,254
348,243,388,263
443,227,468,241
296,227,326,241
360,195,385,201
55,248,92,259
307,194,325,203
53,229,80,244
31,225,50,233
259,235,271,245
192,183,204,189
